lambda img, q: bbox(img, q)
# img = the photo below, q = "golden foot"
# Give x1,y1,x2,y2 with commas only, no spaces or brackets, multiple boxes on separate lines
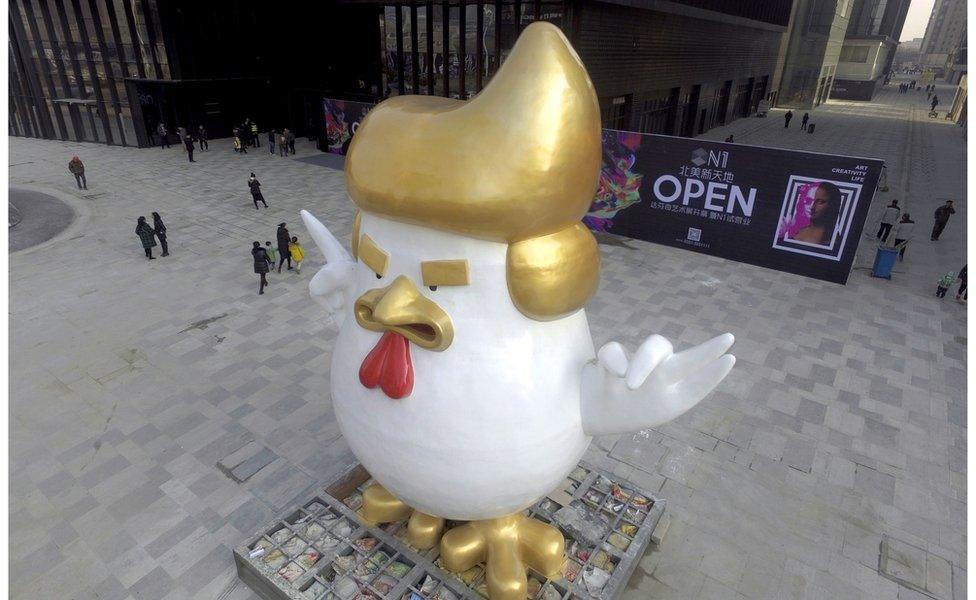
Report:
440,513,565,600
359,484,444,549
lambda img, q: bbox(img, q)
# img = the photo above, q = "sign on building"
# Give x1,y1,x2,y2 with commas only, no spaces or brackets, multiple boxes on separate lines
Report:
586,130,885,284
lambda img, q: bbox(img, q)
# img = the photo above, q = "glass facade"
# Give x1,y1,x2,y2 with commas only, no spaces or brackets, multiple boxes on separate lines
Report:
378,1,566,101
8,0,173,144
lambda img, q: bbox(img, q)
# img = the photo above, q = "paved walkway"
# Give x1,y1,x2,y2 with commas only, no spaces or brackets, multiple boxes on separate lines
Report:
8,76,966,600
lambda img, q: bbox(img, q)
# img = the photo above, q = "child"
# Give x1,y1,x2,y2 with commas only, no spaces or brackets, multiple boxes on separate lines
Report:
289,236,305,274
264,241,277,268
936,271,955,298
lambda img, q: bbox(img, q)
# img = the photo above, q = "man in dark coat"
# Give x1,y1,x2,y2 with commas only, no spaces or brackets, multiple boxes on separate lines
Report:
784,110,793,128
252,241,271,294
135,216,157,259
183,134,195,162
197,125,209,151
152,212,169,256
277,223,292,272
931,200,955,240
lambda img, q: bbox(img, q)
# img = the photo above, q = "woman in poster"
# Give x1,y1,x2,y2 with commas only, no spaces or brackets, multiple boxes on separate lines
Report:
791,182,842,246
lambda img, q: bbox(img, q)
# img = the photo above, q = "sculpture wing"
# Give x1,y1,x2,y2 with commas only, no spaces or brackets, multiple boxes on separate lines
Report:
580,333,735,436
301,210,357,326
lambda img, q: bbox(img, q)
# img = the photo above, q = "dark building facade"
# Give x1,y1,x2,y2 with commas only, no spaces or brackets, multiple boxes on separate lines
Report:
10,0,791,146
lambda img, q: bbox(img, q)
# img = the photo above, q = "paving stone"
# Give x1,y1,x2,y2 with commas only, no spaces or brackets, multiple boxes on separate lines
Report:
7,78,966,600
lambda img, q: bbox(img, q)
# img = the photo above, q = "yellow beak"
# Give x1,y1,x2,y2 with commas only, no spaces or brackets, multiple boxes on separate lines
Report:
354,276,454,351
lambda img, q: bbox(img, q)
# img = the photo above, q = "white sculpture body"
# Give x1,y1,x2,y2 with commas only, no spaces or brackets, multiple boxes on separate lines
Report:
331,214,593,520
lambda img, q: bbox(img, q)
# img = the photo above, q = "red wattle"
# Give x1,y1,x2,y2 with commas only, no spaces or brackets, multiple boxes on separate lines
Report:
358,331,414,399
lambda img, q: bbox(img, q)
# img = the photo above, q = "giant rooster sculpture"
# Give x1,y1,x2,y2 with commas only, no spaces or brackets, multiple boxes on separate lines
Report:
300,21,735,600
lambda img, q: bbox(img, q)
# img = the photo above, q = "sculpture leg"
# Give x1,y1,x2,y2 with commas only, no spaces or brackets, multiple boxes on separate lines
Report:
360,484,445,549
440,513,566,600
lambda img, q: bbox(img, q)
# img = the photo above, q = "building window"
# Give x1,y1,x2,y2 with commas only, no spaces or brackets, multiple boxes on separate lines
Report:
840,45,870,63
602,95,632,130
636,92,672,134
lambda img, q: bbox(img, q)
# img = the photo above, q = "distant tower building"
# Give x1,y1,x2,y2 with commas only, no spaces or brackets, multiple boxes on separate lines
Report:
831,0,911,100
776,0,854,110
919,0,967,72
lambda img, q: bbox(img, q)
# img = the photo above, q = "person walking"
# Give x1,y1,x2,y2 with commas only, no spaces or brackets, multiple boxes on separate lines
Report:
930,95,939,112
931,200,955,240
892,213,915,260
157,122,170,148
183,133,196,162
250,120,259,147
276,223,292,272
135,216,157,260
784,110,793,128
197,125,209,151
279,132,288,157
955,265,967,302
289,236,305,274
800,112,809,131
248,172,268,209
68,156,87,189
152,211,169,256
268,129,277,155
876,200,900,241
252,241,271,294
285,128,296,155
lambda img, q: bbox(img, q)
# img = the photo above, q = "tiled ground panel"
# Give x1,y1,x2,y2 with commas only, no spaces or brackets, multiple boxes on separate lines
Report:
234,461,665,600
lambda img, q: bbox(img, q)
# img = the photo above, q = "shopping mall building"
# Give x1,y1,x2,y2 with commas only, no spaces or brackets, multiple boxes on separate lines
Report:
9,0,791,147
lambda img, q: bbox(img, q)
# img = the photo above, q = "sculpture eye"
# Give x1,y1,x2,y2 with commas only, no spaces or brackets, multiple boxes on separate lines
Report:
375,273,382,279
428,285,438,291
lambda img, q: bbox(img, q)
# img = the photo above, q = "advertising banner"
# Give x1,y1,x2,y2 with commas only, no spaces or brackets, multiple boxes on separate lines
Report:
323,98,375,155
586,130,884,284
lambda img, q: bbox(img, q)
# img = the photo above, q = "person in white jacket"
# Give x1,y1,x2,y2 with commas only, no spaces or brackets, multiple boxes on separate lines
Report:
891,213,915,260
877,200,900,241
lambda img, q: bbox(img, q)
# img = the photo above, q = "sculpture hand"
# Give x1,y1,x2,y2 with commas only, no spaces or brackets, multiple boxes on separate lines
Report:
580,333,735,436
301,210,356,326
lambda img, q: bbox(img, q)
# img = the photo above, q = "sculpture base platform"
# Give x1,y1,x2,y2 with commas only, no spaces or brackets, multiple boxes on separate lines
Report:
234,461,665,600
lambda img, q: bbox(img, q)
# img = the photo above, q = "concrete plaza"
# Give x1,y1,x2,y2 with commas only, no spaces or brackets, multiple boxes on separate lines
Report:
8,77,966,600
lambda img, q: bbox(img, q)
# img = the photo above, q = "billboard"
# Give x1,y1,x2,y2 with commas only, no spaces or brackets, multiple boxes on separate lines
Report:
586,131,884,284
323,98,375,155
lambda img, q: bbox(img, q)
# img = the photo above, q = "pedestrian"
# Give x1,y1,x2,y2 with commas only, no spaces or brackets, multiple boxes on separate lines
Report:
724,135,734,143
252,241,271,294
268,129,277,155
265,241,278,267
289,236,305,274
197,125,209,151
157,122,170,148
285,128,296,155
891,213,915,260
936,271,955,298
68,155,87,189
250,120,259,147
876,200,900,241
276,222,292,272
931,200,955,240
955,265,967,302
279,133,288,157
152,211,169,256
183,133,195,162
930,95,939,112
784,110,793,128
800,112,809,131
248,172,268,209
135,216,157,260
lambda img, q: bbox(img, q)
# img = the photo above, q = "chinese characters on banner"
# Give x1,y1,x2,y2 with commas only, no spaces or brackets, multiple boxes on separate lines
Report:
585,130,884,284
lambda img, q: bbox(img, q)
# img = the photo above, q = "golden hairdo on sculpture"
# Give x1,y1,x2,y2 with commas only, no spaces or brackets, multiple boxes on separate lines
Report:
345,21,602,321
